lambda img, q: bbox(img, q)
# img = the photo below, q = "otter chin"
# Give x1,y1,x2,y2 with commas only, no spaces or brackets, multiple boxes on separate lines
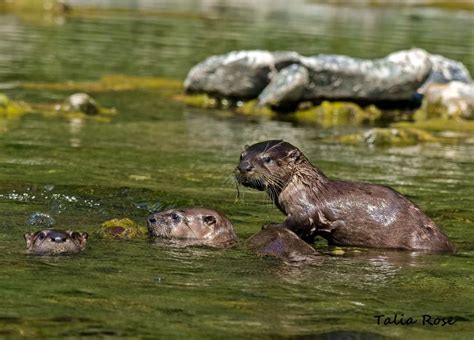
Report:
146,208,238,248
24,229,88,255
235,140,455,252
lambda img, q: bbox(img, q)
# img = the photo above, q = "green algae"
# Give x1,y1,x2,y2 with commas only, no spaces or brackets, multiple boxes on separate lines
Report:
394,119,474,134
95,218,147,240
0,93,31,132
176,95,381,125
335,127,439,146
291,101,382,128
0,93,30,119
175,95,275,118
174,94,219,110
22,75,182,95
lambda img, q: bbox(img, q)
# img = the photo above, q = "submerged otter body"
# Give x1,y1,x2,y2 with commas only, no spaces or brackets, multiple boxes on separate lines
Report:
146,208,238,247
246,227,319,261
236,140,455,252
24,229,88,255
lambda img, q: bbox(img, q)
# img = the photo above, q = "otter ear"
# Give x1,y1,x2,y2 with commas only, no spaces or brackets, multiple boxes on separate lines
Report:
244,144,249,151
70,231,88,245
287,149,301,162
203,215,216,226
80,232,89,244
24,233,33,248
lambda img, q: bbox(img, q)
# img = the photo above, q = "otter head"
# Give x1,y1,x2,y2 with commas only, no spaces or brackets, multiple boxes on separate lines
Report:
24,229,88,255
235,140,303,192
146,208,238,247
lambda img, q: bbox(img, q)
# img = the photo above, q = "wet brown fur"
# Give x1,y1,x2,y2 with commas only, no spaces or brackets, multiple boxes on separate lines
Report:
236,140,455,252
146,208,238,248
24,229,88,255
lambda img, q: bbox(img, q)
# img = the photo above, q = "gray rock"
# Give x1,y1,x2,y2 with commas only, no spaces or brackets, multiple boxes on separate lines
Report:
300,48,432,103
65,93,99,115
185,49,472,109
418,54,472,94
423,81,474,120
258,64,309,107
184,50,302,99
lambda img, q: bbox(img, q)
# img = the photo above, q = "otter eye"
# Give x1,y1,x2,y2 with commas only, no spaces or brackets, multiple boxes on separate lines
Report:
38,233,46,241
262,156,272,164
170,212,180,221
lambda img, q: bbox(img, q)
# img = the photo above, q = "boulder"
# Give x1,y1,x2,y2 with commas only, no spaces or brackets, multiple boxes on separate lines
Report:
184,50,302,100
421,81,474,120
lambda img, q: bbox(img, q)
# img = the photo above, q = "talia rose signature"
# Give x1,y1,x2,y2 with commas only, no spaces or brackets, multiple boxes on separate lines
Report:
374,314,457,326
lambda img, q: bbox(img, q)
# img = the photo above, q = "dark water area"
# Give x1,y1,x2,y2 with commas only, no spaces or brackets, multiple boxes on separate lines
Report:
0,1,473,338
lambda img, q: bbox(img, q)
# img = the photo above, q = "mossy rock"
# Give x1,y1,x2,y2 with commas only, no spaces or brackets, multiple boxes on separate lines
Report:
0,93,30,119
292,101,382,127
176,96,381,125
336,127,438,146
95,218,147,240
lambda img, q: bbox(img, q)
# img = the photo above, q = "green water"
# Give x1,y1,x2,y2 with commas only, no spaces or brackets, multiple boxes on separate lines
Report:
1,1,473,338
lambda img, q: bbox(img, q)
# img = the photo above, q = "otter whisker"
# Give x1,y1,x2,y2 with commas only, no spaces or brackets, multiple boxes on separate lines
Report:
184,220,200,240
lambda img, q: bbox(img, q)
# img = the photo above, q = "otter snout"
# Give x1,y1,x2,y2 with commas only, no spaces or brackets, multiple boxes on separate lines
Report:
146,213,169,238
24,229,88,255
49,230,68,243
51,236,67,243
238,161,254,173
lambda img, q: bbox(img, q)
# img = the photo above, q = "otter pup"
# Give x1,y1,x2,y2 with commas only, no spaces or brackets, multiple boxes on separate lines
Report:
235,140,455,252
246,227,320,261
24,229,88,255
146,208,238,248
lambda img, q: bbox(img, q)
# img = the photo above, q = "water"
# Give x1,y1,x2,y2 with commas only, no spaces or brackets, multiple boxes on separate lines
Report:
0,1,473,338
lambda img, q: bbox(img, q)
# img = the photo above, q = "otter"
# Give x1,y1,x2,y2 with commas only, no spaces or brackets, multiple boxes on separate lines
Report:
24,229,88,255
246,227,320,261
235,140,455,252
146,208,238,247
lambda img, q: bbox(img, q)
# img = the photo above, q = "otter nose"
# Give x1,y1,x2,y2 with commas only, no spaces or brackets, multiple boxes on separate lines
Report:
148,217,157,224
238,162,253,173
51,236,66,243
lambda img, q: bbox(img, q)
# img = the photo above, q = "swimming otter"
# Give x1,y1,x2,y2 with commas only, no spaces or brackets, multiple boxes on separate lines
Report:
246,227,320,261
235,140,455,252
24,229,88,255
146,208,238,247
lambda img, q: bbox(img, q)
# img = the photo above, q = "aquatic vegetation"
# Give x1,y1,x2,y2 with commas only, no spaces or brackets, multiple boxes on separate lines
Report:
95,218,147,240
174,94,220,110
0,93,30,119
394,119,474,134
334,127,439,146
22,75,182,95
176,95,381,125
0,93,31,132
291,101,382,128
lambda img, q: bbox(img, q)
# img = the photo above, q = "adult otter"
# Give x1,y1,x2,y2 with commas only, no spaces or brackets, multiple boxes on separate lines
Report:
146,208,238,248
24,229,88,255
235,140,455,252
